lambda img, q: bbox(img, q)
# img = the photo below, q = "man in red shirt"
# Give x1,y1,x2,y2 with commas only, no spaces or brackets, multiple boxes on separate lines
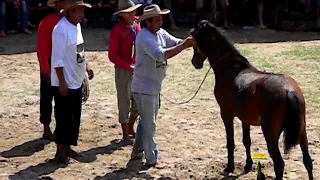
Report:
37,0,65,141
109,0,142,144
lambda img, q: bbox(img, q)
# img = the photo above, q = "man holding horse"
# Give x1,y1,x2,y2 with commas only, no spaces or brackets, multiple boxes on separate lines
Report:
130,4,195,168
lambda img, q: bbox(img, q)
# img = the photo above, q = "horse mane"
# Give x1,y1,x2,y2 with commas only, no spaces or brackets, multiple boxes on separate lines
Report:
200,21,248,62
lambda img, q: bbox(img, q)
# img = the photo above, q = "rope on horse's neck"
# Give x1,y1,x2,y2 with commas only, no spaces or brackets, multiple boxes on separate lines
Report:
160,52,231,105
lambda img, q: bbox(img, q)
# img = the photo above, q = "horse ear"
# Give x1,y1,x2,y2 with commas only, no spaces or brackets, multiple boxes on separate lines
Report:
195,19,208,29
200,20,208,27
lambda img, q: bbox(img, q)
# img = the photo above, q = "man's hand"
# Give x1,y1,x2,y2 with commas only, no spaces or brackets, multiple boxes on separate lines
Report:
129,65,135,76
59,82,68,97
187,28,195,37
86,68,94,80
182,36,196,48
42,73,51,83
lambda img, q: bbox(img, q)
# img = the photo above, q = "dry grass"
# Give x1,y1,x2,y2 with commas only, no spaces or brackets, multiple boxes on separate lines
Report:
0,28,319,180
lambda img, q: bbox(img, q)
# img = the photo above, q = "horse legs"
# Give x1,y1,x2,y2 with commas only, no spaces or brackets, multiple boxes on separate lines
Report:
262,124,284,180
221,111,235,173
242,124,253,172
299,124,313,180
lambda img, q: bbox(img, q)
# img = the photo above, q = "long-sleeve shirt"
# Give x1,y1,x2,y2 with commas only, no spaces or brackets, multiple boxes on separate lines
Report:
108,18,141,71
131,28,182,95
37,13,61,74
51,17,86,89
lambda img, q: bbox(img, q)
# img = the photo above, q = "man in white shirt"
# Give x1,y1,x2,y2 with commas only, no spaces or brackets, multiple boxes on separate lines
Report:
51,0,94,163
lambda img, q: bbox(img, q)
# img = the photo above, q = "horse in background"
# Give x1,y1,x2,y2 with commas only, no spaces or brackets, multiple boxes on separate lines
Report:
191,20,313,180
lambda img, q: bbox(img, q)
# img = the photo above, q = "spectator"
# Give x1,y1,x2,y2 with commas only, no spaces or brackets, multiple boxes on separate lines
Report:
0,0,32,36
0,0,5,37
132,0,151,14
256,0,266,29
241,0,266,29
163,0,178,29
130,4,194,168
317,0,320,29
51,0,94,163
196,0,229,29
37,0,66,141
19,0,32,34
108,0,142,145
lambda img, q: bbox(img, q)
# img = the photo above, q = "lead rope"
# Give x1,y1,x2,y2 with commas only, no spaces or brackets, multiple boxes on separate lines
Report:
82,74,90,105
160,53,231,105
160,66,212,105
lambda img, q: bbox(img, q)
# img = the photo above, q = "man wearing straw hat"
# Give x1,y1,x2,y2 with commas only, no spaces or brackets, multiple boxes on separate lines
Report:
51,0,94,163
109,0,141,145
36,0,66,141
131,4,195,168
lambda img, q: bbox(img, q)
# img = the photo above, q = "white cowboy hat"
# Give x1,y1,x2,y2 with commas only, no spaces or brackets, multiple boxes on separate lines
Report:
61,0,91,11
113,0,142,16
138,4,170,22
47,0,62,7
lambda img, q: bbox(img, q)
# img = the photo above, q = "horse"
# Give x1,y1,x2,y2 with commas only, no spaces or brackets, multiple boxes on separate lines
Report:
190,20,313,180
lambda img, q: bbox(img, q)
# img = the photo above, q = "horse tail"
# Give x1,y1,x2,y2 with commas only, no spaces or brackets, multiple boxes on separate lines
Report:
283,89,302,153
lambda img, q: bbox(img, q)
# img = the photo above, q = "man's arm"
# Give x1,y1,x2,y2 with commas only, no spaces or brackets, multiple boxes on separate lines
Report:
51,28,68,95
140,35,192,62
162,29,183,48
37,19,51,75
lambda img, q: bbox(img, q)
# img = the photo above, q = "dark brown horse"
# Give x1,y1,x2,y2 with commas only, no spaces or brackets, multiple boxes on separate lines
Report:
191,20,313,180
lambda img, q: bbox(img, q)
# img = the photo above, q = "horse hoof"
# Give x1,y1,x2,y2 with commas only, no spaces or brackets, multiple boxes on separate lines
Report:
244,164,252,173
224,166,235,173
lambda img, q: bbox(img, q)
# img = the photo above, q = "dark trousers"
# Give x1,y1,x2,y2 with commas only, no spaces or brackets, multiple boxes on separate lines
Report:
53,86,82,146
40,74,54,125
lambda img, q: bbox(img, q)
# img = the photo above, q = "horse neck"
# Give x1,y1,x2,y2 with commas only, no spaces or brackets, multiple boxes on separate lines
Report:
208,54,256,80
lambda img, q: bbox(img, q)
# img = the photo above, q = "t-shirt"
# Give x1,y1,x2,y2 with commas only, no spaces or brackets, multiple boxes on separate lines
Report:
131,28,182,95
51,17,86,89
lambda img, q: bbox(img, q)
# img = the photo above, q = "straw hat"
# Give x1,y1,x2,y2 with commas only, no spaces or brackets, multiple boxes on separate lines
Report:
138,4,170,22
113,0,142,15
62,0,91,11
47,0,62,7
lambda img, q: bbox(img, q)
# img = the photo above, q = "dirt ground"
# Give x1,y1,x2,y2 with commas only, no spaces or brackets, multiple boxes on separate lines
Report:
0,27,319,180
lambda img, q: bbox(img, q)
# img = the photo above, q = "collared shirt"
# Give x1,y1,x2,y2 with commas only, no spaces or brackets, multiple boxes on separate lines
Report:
131,28,182,95
37,13,62,74
51,17,86,89
108,18,141,71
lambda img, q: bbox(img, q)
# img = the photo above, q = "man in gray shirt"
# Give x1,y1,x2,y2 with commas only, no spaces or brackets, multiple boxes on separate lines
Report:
131,4,194,168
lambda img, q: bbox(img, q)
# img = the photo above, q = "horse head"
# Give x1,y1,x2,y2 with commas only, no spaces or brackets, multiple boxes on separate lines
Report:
191,20,236,69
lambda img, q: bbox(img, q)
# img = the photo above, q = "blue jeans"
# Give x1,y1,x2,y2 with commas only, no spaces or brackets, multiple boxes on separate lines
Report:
132,93,159,165
19,0,29,29
0,0,29,31
0,1,5,31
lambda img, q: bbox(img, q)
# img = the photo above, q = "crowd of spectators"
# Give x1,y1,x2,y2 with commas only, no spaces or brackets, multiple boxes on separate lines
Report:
0,0,319,38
